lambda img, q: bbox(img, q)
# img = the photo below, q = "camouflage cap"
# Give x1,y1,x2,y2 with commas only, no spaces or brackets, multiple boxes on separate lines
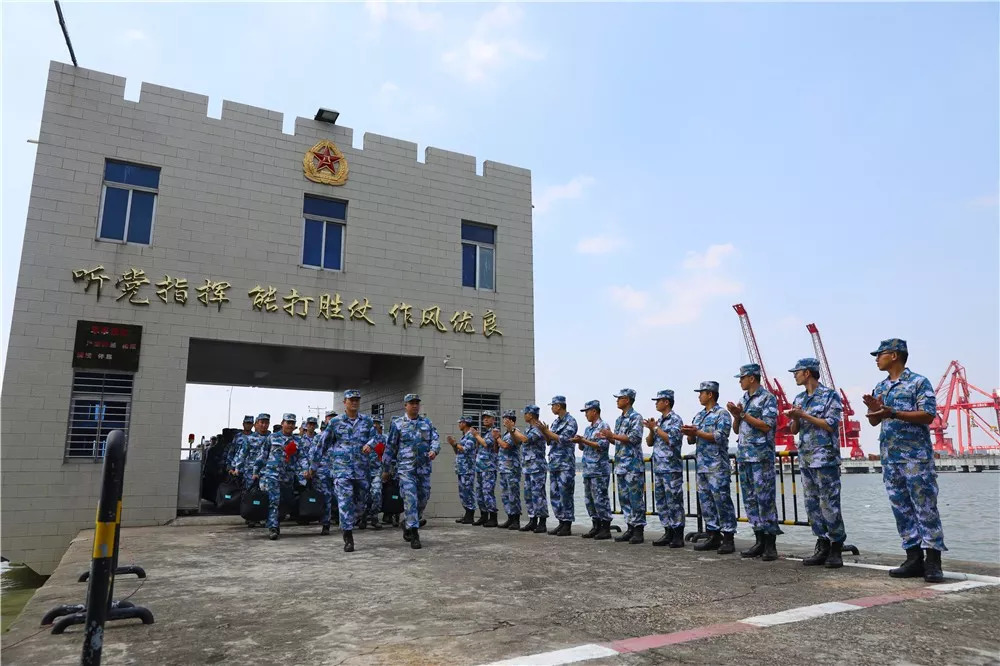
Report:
306,416,318,425
343,389,361,399
613,388,637,400
523,404,540,416
256,413,271,422
548,395,567,406
282,413,296,422
653,389,675,401
373,417,383,425
735,363,762,378
789,358,821,373
404,393,421,403
242,414,254,424
457,416,475,425
501,409,517,420
695,381,720,393
871,338,907,356
482,410,498,418
580,399,601,412
325,409,337,418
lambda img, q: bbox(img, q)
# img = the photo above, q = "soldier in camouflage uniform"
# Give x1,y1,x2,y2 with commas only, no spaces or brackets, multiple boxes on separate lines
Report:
252,413,304,541
600,388,646,544
309,389,376,552
571,400,613,540
226,415,255,473
538,396,578,536
787,358,847,568
233,413,270,489
727,363,782,561
645,390,686,548
361,418,385,531
682,382,737,554
447,416,478,524
383,394,440,549
497,410,522,529
513,405,550,533
471,411,500,527
863,339,946,583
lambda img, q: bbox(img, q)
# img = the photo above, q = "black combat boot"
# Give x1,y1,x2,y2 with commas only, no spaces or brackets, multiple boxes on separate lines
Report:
629,525,644,544
356,519,367,530
718,532,736,555
889,546,925,578
331,516,340,527
456,509,475,524
472,511,487,526
403,527,412,542
582,520,600,539
693,530,722,551
615,525,635,543
410,528,422,549
498,513,512,529
419,517,427,527
484,512,498,527
761,534,778,561
556,521,572,536
520,516,537,532
343,530,354,553
547,520,561,535
825,541,844,569
320,524,331,536
268,528,279,541
923,549,944,583
533,517,548,534
802,538,831,566
507,514,521,530
392,514,400,527
653,528,673,547
741,531,765,558
669,528,685,548
382,512,392,525
594,520,612,541
369,515,383,530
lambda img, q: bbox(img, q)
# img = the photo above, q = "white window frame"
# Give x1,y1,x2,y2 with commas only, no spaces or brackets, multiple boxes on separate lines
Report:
96,179,158,246
462,238,495,291
301,213,346,273
64,371,134,462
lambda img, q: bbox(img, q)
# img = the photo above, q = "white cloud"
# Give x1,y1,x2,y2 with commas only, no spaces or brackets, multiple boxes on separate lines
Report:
776,314,805,331
576,235,626,255
609,244,744,328
365,0,442,31
533,175,595,214
373,80,441,126
379,81,400,96
123,29,147,42
441,4,543,83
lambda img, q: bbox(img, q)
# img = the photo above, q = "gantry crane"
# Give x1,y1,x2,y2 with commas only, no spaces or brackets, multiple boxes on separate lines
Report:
805,323,865,460
930,361,1000,456
732,304,796,452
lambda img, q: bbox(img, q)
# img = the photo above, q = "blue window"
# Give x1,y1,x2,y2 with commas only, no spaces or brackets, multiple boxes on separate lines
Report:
461,221,495,290
302,195,346,271
98,160,160,245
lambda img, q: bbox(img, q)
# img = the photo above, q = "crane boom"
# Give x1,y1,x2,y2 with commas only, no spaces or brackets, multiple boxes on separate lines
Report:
805,322,864,459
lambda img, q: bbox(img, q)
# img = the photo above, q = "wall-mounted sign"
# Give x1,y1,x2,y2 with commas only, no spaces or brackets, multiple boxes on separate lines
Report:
303,139,349,186
73,320,143,372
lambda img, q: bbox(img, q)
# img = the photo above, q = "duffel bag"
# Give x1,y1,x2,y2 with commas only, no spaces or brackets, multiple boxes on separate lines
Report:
215,479,242,514
240,484,269,522
382,478,403,514
297,483,324,522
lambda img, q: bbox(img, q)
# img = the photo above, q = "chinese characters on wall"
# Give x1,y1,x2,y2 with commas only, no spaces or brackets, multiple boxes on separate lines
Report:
71,266,503,338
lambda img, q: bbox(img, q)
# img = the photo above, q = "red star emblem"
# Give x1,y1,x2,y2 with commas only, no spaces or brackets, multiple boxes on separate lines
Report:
312,146,342,174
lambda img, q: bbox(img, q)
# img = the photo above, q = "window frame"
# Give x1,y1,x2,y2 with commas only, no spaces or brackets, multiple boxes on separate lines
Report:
96,161,159,246
64,370,134,462
301,198,347,272
461,222,496,292
462,392,501,431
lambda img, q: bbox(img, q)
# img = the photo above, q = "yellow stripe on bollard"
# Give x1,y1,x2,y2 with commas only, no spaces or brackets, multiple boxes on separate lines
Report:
92,521,116,559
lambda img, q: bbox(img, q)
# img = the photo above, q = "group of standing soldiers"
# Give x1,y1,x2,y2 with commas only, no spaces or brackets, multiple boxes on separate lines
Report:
444,338,947,583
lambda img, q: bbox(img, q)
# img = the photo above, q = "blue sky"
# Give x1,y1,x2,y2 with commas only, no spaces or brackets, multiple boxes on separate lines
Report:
2,2,997,453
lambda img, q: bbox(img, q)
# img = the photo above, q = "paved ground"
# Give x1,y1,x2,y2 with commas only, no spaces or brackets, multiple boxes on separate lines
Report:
3,518,999,665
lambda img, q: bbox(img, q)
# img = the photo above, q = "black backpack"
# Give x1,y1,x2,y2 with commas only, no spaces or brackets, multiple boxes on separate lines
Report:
215,479,242,514
382,478,404,514
297,483,324,521
240,484,269,522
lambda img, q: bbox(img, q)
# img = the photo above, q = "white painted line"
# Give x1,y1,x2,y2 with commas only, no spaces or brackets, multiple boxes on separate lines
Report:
740,601,862,627
927,581,993,593
479,644,619,666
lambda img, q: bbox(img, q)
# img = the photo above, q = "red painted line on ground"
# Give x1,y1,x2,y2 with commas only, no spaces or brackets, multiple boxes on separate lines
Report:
605,622,755,653
842,588,939,608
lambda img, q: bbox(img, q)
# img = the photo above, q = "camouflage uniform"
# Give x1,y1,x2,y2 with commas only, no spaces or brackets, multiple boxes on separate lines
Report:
498,411,522,516
580,403,612,522
521,406,548,519
613,389,646,527
736,367,782,536
234,428,270,490
651,392,685,532
475,420,499,514
791,361,847,544
227,416,255,471
312,406,376,531
692,396,736,534
364,428,385,523
384,406,441,530
546,397,578,523
873,357,946,552
253,416,305,530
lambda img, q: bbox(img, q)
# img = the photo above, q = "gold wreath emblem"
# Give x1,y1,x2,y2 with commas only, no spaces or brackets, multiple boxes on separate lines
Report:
303,139,349,186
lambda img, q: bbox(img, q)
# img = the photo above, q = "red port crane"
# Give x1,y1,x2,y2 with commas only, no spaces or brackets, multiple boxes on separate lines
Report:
805,323,865,460
930,361,1000,456
732,304,796,452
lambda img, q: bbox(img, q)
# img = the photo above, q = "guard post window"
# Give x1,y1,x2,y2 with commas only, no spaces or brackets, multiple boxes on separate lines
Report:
65,371,134,461
98,160,160,245
302,195,346,271
461,222,495,290
462,393,501,430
